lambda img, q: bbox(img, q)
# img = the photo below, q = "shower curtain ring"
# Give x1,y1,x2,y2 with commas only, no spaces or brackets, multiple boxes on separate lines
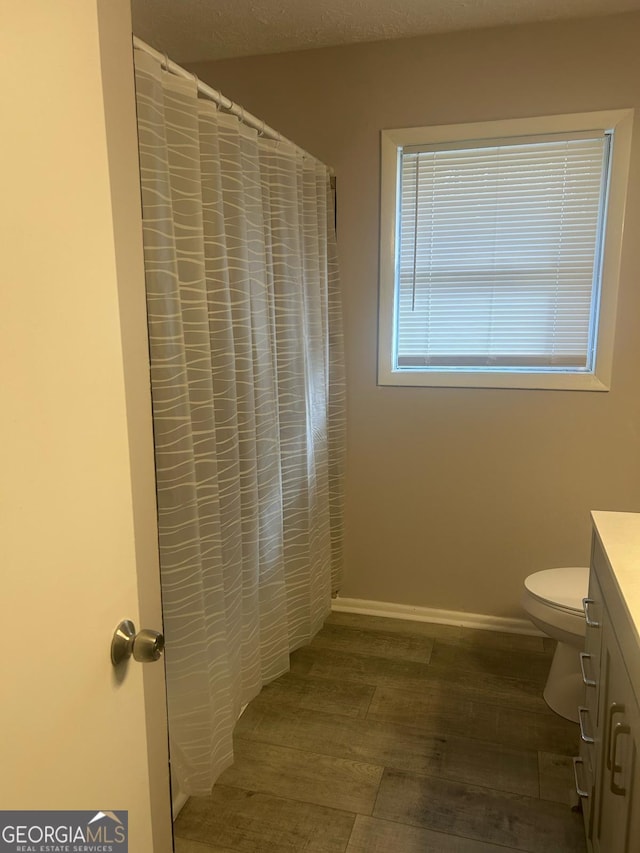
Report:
258,120,266,137
162,51,170,71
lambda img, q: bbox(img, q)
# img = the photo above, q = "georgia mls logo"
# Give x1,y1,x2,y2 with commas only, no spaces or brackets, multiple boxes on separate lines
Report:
0,810,128,852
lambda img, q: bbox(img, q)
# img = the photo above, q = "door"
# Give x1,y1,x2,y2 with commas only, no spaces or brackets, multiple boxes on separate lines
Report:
593,622,640,853
0,2,172,851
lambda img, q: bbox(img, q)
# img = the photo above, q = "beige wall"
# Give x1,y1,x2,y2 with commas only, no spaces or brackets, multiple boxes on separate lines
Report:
190,12,640,618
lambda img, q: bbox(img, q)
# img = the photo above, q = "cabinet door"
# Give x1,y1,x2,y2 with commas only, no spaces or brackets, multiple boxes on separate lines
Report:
593,622,640,853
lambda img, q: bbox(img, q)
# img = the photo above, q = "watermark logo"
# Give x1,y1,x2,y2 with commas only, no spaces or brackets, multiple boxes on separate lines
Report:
0,810,128,852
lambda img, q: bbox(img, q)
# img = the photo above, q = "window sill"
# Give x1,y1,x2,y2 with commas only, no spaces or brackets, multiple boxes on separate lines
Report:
377,368,611,391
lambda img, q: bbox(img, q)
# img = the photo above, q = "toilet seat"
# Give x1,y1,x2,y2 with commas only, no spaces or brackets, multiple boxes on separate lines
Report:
524,567,589,614
521,566,589,650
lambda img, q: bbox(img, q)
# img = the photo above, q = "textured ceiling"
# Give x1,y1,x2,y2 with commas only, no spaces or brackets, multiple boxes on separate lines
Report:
131,0,640,63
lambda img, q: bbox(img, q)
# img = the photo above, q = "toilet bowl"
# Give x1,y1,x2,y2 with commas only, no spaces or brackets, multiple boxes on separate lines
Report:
521,566,589,723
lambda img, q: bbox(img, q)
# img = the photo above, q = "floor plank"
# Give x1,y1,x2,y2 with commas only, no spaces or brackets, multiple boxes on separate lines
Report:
346,814,523,853
243,672,375,720
374,768,586,852
429,638,551,684
538,752,579,805
175,837,235,853
457,628,548,655
310,622,434,663
175,786,355,853
218,739,383,814
289,645,434,693
366,685,578,754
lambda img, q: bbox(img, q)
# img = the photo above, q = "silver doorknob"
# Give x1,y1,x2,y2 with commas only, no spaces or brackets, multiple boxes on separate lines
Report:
111,620,165,666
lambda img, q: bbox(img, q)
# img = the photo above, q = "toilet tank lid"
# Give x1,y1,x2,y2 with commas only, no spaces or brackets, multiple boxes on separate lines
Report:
524,567,590,613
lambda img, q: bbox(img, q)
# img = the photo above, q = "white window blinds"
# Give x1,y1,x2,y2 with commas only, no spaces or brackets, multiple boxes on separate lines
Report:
395,133,611,371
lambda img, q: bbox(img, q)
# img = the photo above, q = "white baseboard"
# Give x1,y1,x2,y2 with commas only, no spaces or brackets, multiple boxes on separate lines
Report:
331,596,543,636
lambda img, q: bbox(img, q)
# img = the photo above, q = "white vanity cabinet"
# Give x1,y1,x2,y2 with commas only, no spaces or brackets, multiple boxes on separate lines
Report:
576,512,640,853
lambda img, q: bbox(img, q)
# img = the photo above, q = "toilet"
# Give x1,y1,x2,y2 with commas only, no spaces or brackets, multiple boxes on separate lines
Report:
521,566,589,723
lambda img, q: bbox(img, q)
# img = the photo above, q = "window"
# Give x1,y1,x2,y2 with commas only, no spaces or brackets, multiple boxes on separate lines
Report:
378,111,633,390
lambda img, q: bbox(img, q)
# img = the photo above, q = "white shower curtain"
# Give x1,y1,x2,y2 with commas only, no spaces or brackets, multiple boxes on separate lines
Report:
133,48,345,796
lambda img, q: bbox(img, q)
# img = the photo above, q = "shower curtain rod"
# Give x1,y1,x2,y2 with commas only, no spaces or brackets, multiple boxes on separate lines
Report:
132,36,332,173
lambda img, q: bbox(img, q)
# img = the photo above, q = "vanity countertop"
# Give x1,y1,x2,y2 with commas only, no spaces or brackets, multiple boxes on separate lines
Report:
591,510,640,700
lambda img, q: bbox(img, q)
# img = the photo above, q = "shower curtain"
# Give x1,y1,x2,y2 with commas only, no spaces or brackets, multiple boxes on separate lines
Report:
133,48,345,796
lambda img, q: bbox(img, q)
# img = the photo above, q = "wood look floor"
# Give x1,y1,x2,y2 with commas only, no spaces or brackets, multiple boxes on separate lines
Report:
173,612,587,853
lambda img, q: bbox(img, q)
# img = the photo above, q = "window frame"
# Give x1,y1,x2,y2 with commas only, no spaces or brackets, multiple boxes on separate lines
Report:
378,110,634,391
